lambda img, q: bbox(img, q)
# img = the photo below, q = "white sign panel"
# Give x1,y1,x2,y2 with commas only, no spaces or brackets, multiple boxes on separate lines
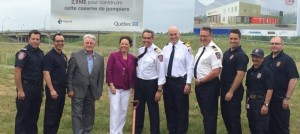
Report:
240,29,297,36
51,0,143,31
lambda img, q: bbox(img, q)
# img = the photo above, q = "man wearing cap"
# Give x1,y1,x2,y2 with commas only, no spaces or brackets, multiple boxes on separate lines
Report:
246,48,273,133
263,36,299,134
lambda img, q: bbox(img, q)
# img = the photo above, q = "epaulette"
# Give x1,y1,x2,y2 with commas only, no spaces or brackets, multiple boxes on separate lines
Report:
21,48,27,51
154,47,161,54
184,41,191,47
165,43,168,46
212,46,218,52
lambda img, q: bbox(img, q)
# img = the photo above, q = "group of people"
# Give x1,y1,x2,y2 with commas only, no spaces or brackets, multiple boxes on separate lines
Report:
13,26,298,134
194,27,299,134
14,30,104,134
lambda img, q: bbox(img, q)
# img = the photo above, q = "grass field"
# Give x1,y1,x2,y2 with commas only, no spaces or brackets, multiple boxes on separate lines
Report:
0,33,300,134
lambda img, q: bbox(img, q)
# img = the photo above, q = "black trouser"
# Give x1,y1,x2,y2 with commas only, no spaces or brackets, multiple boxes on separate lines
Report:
134,78,160,134
195,78,220,134
269,95,290,134
247,98,269,134
15,81,43,134
220,86,244,134
43,84,66,134
163,77,189,134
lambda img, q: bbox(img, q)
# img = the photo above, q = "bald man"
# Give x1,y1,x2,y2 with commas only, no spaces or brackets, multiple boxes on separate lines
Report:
263,36,299,134
162,26,194,133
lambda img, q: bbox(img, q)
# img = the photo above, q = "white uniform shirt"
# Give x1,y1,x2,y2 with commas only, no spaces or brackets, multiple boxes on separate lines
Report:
137,44,166,85
194,41,222,79
162,40,194,84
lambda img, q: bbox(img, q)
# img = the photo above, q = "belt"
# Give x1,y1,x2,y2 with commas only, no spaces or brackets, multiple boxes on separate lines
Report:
249,94,264,99
166,74,187,80
137,77,157,81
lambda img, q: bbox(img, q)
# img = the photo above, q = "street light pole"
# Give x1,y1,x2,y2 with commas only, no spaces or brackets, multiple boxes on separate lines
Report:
2,17,10,33
44,14,49,31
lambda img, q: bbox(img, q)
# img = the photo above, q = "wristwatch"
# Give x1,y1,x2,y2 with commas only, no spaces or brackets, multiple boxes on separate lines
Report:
264,102,269,107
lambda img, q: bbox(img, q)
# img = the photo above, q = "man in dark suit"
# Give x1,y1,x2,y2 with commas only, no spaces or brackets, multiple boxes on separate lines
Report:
67,34,104,134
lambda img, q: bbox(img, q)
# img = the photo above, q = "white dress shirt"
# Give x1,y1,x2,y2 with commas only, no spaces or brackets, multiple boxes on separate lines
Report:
162,40,194,84
194,41,222,79
137,44,166,85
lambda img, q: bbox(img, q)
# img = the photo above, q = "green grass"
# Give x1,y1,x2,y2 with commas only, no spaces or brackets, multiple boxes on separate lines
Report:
0,33,300,133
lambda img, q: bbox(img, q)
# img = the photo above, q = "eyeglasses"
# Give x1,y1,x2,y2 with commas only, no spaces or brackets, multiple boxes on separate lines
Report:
270,42,281,45
55,40,64,43
200,35,209,38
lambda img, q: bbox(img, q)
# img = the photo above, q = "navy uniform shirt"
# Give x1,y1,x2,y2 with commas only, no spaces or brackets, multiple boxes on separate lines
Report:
246,65,273,96
263,51,299,98
43,47,68,86
15,44,44,83
220,46,249,90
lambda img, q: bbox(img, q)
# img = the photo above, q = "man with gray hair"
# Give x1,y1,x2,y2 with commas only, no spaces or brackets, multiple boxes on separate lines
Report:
67,34,104,133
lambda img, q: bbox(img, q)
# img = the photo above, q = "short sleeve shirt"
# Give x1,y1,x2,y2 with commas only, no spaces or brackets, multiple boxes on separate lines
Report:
15,44,44,82
43,48,68,85
220,46,249,88
263,51,299,97
246,65,273,95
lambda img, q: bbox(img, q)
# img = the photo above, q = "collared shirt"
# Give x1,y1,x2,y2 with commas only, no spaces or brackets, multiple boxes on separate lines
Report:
194,41,222,79
137,44,166,85
15,44,44,83
246,65,273,95
162,40,194,84
43,47,67,85
220,46,249,88
263,51,299,97
85,51,94,75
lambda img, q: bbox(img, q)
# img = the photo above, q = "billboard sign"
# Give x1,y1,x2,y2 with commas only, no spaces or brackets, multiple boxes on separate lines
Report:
194,0,299,36
51,0,143,31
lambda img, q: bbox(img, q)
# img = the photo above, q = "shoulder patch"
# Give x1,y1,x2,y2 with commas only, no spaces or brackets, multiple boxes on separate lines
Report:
17,52,26,60
215,52,221,59
158,55,163,62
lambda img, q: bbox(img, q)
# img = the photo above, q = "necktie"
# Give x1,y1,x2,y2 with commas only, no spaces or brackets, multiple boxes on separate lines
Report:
137,47,147,60
167,45,175,77
194,47,206,79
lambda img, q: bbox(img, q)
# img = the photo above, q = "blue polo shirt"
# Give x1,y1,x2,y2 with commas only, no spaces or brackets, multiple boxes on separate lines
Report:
246,64,273,96
43,48,67,86
263,51,299,99
220,46,249,91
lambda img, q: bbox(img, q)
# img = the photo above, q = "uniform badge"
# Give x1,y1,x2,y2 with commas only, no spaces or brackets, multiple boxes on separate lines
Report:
215,52,221,59
257,73,262,79
276,61,281,67
17,52,26,60
158,55,163,62
230,55,234,60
